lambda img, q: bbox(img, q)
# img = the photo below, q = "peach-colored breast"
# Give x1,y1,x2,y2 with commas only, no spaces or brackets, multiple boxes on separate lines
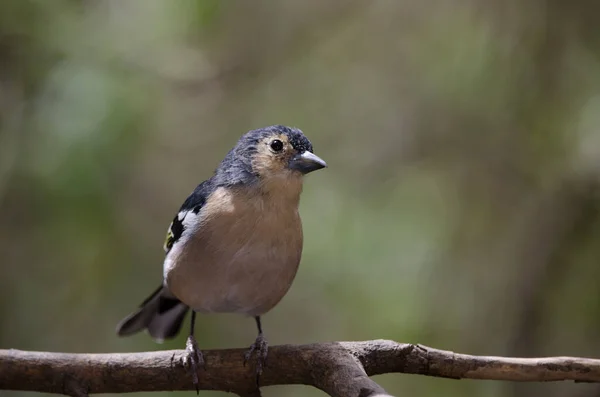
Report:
164,184,304,316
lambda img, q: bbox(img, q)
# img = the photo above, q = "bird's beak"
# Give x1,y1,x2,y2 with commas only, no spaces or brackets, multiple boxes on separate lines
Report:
289,151,327,174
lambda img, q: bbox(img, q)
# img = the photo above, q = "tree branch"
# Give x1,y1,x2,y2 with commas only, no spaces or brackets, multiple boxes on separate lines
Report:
1,340,600,397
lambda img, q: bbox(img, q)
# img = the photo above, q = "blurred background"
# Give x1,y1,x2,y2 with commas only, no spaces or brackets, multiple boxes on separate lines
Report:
2,1,600,396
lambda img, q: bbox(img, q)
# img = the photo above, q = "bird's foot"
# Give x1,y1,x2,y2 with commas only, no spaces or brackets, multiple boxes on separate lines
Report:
182,335,205,394
243,334,269,387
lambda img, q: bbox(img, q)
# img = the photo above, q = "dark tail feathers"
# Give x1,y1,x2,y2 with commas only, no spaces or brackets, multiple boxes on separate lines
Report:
116,285,189,342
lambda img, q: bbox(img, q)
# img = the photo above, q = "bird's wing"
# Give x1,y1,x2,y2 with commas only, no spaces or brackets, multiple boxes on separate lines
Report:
163,180,214,253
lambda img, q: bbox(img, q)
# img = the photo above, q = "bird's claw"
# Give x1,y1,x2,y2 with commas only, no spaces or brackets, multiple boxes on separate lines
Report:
182,335,205,394
243,334,268,387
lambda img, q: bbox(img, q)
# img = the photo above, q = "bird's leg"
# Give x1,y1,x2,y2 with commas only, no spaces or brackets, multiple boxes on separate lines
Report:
182,311,204,394
243,316,269,387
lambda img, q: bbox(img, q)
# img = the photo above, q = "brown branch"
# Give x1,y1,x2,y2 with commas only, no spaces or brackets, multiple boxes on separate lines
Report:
1,340,600,397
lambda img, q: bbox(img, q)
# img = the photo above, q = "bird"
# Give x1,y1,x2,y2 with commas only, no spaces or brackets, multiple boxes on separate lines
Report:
115,125,327,391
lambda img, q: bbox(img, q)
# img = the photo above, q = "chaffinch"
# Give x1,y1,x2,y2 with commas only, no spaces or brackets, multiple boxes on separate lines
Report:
116,125,327,390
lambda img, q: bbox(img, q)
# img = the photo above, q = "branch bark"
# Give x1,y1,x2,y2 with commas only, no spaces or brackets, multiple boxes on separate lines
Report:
1,340,600,397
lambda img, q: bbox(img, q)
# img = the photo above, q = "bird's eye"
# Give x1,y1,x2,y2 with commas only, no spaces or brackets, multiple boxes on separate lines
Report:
270,139,284,152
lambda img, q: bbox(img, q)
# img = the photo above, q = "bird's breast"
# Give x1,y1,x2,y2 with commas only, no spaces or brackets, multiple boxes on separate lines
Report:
164,186,304,315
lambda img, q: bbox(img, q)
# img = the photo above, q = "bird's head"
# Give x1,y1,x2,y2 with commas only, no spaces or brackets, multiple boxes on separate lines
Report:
246,125,327,177
217,126,327,190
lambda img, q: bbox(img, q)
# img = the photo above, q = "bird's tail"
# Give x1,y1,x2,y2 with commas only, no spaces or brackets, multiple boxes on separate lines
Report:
116,285,189,342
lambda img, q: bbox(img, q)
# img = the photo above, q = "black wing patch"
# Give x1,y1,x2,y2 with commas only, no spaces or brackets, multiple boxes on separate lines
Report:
163,213,185,252
163,180,213,253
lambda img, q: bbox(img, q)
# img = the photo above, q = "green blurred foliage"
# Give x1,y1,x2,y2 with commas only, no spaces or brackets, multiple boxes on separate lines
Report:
2,1,600,397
